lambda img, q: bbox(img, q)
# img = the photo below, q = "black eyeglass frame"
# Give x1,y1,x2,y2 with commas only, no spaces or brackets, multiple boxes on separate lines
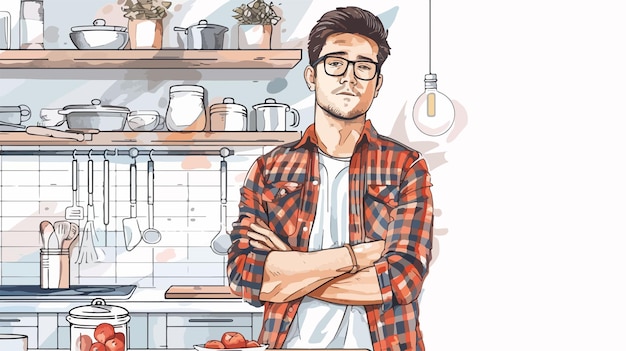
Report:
311,54,381,81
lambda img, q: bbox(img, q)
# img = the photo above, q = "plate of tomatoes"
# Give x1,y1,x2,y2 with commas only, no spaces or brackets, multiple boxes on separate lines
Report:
193,331,267,351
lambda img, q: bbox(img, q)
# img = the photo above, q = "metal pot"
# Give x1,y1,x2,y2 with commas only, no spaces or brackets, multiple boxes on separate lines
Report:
174,20,228,50
66,298,129,351
0,104,31,125
70,19,129,50
59,99,130,131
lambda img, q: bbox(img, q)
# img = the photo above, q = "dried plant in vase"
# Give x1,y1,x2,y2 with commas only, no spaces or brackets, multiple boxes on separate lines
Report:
233,0,281,49
122,0,173,49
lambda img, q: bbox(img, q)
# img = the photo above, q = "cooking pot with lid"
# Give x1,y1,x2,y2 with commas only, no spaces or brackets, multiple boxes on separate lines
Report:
59,99,130,131
66,298,129,351
209,97,247,131
174,20,228,50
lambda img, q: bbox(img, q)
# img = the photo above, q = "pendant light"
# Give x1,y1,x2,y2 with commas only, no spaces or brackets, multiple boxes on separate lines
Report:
413,0,455,136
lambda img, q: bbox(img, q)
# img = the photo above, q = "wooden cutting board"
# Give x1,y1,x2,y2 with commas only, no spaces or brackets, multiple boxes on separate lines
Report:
165,285,240,299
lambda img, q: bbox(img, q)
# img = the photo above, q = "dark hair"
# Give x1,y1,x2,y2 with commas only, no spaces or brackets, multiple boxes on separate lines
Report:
308,6,391,67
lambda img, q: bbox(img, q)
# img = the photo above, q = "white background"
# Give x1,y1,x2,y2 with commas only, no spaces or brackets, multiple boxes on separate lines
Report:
379,1,626,350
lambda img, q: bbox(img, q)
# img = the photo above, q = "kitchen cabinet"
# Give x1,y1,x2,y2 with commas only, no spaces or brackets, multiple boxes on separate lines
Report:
38,313,58,349
252,313,263,341
56,313,70,350
148,313,167,349
0,313,38,349
166,313,253,349
129,313,149,349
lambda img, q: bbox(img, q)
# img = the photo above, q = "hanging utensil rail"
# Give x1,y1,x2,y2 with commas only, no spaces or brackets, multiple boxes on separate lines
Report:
0,147,234,157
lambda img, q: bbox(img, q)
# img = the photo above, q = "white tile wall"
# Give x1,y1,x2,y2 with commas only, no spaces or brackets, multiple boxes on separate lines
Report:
0,148,264,288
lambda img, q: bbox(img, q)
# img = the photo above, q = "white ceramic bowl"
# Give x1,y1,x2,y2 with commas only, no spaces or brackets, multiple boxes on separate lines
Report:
127,110,163,131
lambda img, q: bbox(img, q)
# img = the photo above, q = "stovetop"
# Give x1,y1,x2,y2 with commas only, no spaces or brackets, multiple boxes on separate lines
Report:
0,285,136,300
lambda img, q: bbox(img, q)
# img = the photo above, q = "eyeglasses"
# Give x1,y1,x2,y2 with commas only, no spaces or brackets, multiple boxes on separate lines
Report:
312,55,379,81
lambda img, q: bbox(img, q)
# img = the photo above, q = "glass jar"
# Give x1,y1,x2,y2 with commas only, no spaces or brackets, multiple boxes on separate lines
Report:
19,0,44,49
165,85,207,131
66,298,130,351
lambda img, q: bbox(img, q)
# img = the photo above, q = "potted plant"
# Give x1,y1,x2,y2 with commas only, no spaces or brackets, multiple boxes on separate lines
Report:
232,0,281,49
122,0,172,49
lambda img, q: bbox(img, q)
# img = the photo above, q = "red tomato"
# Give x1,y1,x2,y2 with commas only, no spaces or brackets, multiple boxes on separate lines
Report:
221,332,247,349
104,335,125,351
78,334,93,351
204,339,226,349
94,323,115,343
246,340,261,347
89,342,107,351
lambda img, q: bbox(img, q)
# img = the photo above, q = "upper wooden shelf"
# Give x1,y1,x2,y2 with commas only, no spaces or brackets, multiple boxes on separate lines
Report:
0,49,302,69
0,131,302,149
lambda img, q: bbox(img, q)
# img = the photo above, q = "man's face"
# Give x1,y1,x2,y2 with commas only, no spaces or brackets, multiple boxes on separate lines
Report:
306,32,383,121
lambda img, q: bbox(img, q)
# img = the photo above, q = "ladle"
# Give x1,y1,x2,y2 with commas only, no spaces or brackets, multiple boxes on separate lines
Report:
142,153,162,244
210,149,233,255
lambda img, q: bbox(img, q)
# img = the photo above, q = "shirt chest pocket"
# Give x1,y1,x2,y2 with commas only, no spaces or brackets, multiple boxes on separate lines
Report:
363,183,400,240
262,181,302,236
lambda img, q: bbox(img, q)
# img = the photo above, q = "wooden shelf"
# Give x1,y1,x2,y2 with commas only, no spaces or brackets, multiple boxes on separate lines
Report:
0,49,302,69
0,131,302,149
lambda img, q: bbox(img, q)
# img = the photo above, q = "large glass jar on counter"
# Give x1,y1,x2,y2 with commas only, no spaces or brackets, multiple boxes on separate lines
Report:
66,298,130,351
165,85,207,131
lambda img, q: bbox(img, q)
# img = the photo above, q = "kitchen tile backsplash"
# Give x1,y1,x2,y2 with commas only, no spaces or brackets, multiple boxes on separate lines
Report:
0,146,270,288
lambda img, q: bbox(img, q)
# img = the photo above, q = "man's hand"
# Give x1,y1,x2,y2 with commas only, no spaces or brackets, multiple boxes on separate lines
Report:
248,219,292,251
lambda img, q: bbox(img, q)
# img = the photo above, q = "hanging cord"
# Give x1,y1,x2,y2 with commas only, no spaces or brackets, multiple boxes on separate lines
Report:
428,0,432,74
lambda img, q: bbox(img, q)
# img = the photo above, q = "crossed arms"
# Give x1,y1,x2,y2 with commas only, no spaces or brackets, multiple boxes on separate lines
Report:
227,156,433,308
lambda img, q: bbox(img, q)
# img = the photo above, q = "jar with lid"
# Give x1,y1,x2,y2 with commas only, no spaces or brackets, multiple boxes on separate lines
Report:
19,0,44,49
209,97,248,131
165,85,207,131
66,298,130,351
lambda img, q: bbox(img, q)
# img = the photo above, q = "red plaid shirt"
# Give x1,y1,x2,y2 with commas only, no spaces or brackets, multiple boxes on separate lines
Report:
228,120,434,351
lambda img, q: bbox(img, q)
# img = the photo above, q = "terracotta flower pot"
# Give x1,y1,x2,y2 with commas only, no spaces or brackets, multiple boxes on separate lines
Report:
128,18,163,49
237,24,272,49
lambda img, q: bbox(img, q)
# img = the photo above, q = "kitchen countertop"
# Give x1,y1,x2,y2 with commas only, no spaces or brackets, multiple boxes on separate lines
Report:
0,287,264,313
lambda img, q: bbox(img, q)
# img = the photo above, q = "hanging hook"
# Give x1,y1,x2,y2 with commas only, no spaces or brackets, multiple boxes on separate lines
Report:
114,148,119,157
103,149,109,160
88,149,93,160
129,147,139,165
72,149,77,160
149,149,154,161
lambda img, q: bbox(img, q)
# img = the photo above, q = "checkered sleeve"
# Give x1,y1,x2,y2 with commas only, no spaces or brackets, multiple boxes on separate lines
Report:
227,157,272,308
374,157,434,311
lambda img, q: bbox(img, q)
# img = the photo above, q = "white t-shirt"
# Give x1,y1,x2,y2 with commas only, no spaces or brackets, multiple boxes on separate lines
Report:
283,150,374,351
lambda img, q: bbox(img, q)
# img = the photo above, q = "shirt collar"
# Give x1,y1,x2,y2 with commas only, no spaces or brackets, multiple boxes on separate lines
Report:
292,119,378,150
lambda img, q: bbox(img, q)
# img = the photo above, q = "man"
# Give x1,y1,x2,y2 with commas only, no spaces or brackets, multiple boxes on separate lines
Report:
228,6,434,351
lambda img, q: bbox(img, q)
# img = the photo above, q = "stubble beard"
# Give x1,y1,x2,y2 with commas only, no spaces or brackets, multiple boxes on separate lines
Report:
317,100,366,121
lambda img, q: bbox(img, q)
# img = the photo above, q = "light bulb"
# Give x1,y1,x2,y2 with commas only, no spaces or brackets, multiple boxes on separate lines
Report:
413,73,455,136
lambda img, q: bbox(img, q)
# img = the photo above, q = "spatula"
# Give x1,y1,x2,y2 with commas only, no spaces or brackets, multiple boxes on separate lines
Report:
65,158,84,220
123,158,142,251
